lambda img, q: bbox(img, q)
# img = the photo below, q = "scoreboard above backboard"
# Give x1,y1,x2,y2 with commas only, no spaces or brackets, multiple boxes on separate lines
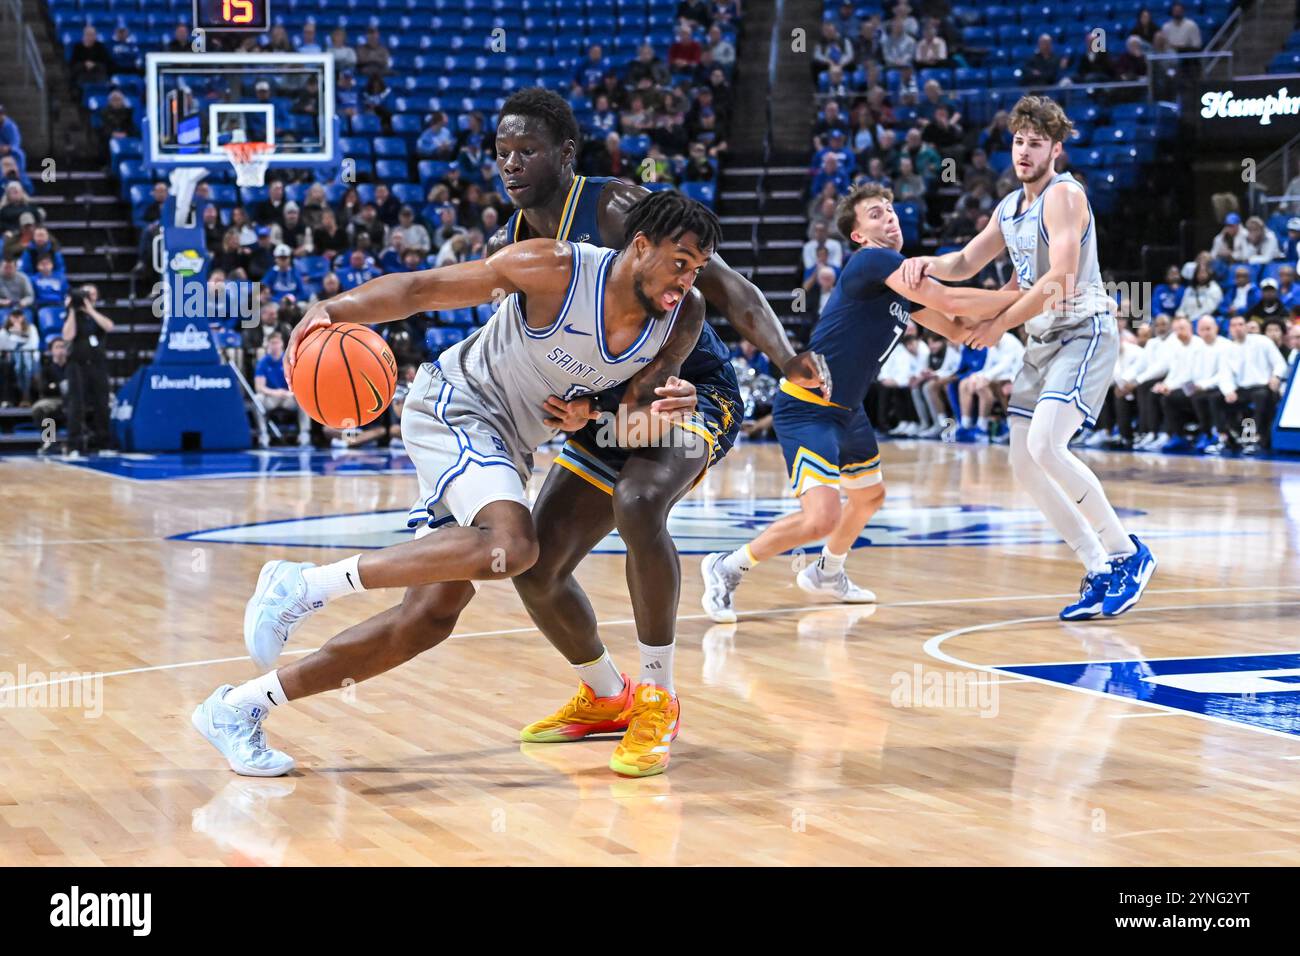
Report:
192,0,270,32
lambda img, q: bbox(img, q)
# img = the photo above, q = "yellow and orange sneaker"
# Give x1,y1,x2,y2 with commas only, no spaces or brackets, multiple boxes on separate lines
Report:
519,676,633,743
608,684,681,778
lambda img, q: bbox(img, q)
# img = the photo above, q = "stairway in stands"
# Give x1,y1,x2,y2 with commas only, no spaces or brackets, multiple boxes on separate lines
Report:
711,149,816,350
0,160,155,451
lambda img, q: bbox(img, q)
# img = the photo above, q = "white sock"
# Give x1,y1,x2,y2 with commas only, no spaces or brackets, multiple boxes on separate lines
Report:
721,544,757,576
963,415,974,428
976,416,988,431
574,648,624,698
1010,418,1111,576
302,554,366,604
1068,533,1113,577
638,641,675,694
224,671,287,718
818,548,847,575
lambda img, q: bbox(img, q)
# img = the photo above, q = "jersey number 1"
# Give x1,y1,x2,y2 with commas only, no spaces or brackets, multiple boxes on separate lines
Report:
879,324,906,362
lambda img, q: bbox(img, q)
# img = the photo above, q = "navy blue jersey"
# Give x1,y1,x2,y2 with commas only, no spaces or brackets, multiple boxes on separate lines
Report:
799,246,915,411
503,175,730,380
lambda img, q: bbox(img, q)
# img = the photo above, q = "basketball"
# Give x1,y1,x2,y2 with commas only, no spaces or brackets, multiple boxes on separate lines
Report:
291,323,398,429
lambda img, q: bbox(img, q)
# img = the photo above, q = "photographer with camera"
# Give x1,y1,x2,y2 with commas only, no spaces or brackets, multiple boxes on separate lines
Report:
61,284,113,457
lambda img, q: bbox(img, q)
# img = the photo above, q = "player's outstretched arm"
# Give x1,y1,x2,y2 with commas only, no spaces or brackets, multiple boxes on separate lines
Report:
884,269,1021,320
284,239,567,384
910,307,969,344
977,186,1086,341
899,213,1006,286
601,180,832,397
609,286,707,447
695,252,832,397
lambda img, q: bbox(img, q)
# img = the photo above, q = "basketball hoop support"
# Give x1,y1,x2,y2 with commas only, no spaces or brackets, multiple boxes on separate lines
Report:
169,166,208,228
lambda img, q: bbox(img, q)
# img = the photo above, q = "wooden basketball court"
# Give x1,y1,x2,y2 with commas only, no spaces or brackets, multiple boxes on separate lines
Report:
2,439,1298,866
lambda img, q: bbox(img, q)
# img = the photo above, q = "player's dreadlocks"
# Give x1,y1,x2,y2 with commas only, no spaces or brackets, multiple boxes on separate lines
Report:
498,87,582,154
622,190,722,255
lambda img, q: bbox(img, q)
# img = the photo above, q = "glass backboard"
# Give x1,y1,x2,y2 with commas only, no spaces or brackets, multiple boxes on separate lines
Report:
145,52,336,168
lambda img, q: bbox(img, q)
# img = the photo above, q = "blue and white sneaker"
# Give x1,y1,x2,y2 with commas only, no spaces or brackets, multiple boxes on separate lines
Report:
244,560,320,671
1103,535,1157,617
191,685,294,777
954,426,982,444
1060,571,1112,621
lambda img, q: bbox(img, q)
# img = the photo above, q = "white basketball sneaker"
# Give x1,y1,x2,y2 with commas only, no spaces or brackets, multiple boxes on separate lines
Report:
796,562,877,604
191,685,294,777
700,552,742,623
245,560,320,670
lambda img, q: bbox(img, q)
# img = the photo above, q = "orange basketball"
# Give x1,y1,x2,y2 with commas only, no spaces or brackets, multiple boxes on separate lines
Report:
291,322,398,429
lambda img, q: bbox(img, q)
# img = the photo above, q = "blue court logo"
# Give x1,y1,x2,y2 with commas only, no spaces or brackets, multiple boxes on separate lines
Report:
170,499,1249,555
999,653,1300,738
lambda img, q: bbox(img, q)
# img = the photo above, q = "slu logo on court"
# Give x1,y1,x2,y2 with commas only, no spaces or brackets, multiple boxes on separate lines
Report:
175,500,1158,554
998,653,1300,738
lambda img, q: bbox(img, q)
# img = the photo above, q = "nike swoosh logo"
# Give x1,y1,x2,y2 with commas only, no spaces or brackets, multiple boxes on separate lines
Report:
564,324,592,336
1076,491,1088,504
346,571,354,590
267,690,276,705
360,373,383,414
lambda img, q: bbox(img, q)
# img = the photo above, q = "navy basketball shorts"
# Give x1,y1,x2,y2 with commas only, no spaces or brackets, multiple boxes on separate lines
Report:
773,387,882,496
557,360,742,494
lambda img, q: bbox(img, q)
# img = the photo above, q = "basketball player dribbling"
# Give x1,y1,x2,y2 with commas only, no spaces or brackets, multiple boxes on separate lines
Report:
479,89,830,776
701,183,1024,620
901,95,1157,620
191,192,718,776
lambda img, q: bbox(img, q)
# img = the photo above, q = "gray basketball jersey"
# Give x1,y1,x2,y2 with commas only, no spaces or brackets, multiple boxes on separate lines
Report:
996,171,1113,339
433,240,683,459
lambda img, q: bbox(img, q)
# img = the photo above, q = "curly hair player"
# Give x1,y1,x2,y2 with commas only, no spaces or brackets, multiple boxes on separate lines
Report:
900,95,1157,620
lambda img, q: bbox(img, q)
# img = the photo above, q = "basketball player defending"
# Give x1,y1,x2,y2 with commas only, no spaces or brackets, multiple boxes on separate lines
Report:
901,95,1157,620
192,192,716,776
701,183,1024,620
482,90,828,776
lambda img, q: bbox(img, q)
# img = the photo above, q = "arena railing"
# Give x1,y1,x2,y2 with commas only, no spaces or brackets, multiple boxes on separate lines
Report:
0,0,49,152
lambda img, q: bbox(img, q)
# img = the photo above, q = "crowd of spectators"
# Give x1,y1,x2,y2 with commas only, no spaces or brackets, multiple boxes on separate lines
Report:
76,3,740,447
799,2,1300,457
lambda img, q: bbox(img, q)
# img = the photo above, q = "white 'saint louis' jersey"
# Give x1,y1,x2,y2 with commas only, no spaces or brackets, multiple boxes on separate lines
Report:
996,171,1114,339
435,241,683,455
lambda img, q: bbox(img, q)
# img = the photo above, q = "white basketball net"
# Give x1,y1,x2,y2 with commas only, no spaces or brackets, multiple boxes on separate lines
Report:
222,141,276,187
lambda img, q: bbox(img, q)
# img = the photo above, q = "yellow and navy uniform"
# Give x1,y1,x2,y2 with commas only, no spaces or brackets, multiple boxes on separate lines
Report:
775,246,913,496
503,176,742,494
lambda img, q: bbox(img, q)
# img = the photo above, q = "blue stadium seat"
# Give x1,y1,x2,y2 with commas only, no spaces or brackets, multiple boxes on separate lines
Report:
338,136,373,158
375,158,410,181
418,159,453,186
918,68,953,89
296,255,330,280
391,182,424,205
620,134,650,158
440,307,477,328
425,326,466,354
988,66,1022,86
116,159,149,186
240,185,269,207
391,113,425,139
209,184,238,206
374,136,408,158
895,202,921,245
679,181,715,208
349,113,382,135
37,306,64,336
109,137,143,162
